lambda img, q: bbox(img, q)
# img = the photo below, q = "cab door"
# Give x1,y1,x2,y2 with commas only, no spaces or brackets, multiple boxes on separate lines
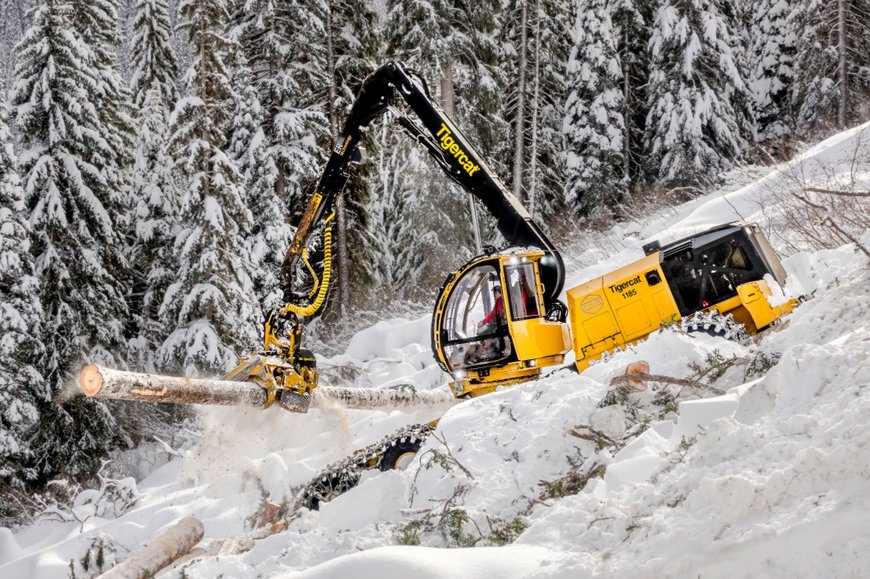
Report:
436,260,514,373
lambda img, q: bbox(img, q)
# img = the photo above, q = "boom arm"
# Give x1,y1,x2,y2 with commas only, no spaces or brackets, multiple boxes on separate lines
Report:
281,61,565,313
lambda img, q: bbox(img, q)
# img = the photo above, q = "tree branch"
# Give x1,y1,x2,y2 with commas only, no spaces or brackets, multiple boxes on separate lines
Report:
804,187,870,197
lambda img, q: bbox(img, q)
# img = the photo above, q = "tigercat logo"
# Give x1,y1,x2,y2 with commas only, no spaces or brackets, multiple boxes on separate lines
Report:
580,294,604,314
608,275,643,294
436,123,481,177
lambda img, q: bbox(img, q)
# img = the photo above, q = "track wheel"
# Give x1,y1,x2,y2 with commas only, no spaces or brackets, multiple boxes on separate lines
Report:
302,470,362,511
682,312,749,344
378,438,423,472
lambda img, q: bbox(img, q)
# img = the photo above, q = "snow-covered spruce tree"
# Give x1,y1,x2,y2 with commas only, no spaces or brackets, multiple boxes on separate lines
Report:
563,0,627,217
128,88,180,370
791,0,870,136
381,0,507,293
500,0,572,219
746,0,797,145
322,1,380,315
69,0,137,179
383,0,453,78
361,122,430,301
0,94,44,493
644,0,752,188
227,55,287,309
13,0,132,483
231,0,326,310
130,0,180,109
160,0,258,376
613,0,653,193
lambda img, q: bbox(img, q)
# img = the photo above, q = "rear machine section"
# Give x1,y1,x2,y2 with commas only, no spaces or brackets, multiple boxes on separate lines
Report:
567,223,800,371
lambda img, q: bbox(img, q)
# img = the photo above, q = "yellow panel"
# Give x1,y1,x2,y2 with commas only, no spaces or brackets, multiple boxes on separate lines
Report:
739,282,775,329
511,318,571,360
582,311,619,344
615,301,651,337
598,254,661,295
652,290,681,325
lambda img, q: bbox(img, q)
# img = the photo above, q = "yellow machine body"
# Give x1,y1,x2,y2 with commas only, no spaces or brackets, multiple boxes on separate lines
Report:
567,253,797,372
565,223,799,371
567,253,678,371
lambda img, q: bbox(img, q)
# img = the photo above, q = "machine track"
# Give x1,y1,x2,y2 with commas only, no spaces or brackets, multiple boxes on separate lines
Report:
298,422,434,510
682,311,750,344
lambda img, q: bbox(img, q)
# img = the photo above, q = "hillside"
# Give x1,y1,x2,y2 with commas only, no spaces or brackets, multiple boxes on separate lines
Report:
1,125,868,578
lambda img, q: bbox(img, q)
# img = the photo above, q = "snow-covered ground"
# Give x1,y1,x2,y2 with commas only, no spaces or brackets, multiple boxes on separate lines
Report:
2,124,869,578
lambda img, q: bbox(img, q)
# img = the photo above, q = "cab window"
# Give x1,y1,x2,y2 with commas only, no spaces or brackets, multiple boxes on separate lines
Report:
441,265,510,370
505,263,541,321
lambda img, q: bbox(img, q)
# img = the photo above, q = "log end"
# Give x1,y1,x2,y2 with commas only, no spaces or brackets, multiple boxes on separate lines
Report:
79,364,104,397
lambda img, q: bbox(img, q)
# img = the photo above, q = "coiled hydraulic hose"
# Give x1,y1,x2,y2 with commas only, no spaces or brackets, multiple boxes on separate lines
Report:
282,212,334,318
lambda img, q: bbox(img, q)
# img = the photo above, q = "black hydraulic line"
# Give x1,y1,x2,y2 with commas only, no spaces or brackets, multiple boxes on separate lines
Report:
281,61,565,304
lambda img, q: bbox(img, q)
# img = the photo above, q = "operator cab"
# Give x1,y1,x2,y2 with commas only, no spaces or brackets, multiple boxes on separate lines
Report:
432,251,571,398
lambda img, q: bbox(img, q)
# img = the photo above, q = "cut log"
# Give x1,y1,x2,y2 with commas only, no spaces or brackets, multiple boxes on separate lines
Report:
318,384,457,412
79,364,458,414
97,516,204,579
80,364,269,407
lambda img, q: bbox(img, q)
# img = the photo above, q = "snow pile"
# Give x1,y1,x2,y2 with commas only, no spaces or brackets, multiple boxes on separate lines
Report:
1,126,869,579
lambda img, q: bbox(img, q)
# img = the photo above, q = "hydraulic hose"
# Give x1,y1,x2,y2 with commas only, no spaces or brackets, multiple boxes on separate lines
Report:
283,213,335,318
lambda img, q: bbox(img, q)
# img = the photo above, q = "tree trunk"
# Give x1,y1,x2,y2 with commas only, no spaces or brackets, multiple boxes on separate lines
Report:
511,0,529,203
440,63,455,116
528,0,541,217
79,364,458,413
623,23,632,202
838,0,847,129
326,7,349,314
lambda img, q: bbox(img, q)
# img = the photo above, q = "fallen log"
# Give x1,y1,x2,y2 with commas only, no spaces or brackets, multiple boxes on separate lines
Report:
79,364,457,414
97,516,204,579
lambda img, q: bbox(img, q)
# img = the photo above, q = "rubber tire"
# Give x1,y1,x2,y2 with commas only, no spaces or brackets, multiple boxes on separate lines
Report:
377,439,423,472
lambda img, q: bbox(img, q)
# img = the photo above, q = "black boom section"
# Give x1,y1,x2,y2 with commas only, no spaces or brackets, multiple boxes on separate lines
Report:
281,61,564,304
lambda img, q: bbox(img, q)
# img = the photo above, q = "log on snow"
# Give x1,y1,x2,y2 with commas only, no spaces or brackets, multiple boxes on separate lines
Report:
79,364,457,413
80,364,269,407
318,385,457,412
97,516,204,579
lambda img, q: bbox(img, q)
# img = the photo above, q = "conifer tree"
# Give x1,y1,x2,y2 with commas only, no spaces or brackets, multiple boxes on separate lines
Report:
362,123,429,299
746,0,797,144
644,0,752,187
70,0,137,179
128,88,179,369
383,0,504,282
563,0,627,216
613,0,652,192
231,0,327,309
160,0,258,375
383,0,453,78
323,1,380,314
500,0,571,219
13,0,131,482
0,94,44,490
791,0,870,135
228,56,288,308
130,0,180,109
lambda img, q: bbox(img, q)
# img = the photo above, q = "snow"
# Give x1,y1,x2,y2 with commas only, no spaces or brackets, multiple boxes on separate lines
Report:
2,126,870,578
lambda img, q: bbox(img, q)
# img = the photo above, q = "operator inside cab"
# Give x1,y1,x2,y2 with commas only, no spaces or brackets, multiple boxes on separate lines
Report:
477,285,505,334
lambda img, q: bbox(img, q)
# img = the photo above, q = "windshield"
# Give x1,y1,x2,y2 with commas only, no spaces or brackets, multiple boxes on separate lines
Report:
441,264,511,370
